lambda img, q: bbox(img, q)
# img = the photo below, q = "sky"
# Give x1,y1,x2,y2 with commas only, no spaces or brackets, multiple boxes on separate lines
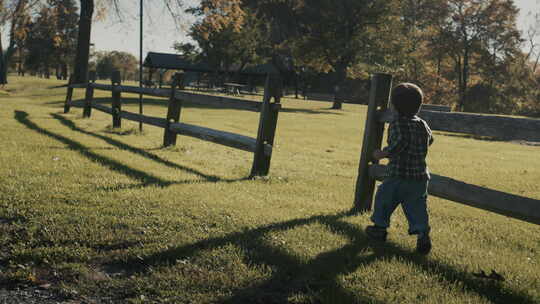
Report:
91,0,197,57
92,0,540,59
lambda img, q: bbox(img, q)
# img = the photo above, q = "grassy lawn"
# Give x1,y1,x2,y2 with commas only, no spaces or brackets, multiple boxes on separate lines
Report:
0,76,539,303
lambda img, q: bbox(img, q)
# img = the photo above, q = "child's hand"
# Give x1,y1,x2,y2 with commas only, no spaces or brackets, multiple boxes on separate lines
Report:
372,149,388,161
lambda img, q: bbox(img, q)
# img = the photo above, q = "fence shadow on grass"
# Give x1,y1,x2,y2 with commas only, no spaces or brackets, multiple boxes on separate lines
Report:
48,84,68,89
14,111,250,190
50,113,252,185
108,211,535,304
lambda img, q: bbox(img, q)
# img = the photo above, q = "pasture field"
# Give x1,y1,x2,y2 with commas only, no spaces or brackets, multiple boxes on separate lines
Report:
0,76,539,303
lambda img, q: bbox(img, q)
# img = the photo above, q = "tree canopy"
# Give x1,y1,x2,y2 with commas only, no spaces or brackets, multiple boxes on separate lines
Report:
178,0,538,115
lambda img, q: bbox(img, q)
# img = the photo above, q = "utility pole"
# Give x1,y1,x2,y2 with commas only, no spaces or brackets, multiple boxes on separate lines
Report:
138,0,144,132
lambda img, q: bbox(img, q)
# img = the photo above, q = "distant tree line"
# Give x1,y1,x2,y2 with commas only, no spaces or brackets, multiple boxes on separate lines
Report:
0,0,140,82
91,50,139,81
176,0,540,116
0,0,538,116
0,0,184,84
0,0,79,80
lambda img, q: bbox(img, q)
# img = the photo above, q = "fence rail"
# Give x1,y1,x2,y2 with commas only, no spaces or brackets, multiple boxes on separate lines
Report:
92,103,113,115
64,71,282,176
377,109,540,142
369,164,540,225
169,122,259,153
422,104,451,112
354,73,540,226
77,83,263,112
119,111,168,128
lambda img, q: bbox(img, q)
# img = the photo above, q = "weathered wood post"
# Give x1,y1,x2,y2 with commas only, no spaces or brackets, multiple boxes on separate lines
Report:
353,73,393,212
83,71,96,118
250,74,282,177
111,71,122,128
63,74,74,113
163,73,183,147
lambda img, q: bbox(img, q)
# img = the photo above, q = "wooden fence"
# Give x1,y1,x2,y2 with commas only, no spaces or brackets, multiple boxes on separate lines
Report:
354,73,540,225
305,92,452,111
63,71,282,177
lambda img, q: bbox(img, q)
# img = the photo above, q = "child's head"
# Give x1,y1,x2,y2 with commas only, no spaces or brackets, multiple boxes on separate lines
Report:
391,83,423,117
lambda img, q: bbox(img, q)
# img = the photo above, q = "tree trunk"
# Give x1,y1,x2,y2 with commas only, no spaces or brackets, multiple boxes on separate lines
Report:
294,73,298,99
0,34,5,84
332,62,347,109
455,55,463,111
18,48,23,76
73,0,94,84
435,56,441,103
460,46,469,112
61,63,68,80
45,61,50,79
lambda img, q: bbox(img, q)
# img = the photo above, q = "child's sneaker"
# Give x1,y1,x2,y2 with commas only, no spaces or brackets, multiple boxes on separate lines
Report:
365,225,387,242
416,233,431,255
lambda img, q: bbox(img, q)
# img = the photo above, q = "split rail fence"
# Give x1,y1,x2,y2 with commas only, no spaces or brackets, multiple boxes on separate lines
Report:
63,71,282,177
355,73,540,226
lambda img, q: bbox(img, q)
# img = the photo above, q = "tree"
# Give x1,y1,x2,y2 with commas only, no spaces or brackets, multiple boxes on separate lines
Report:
186,5,265,80
50,0,78,79
238,0,398,108
24,5,56,77
0,0,36,84
172,42,199,61
21,1,78,78
94,50,138,80
291,0,396,108
72,0,93,83
435,0,521,111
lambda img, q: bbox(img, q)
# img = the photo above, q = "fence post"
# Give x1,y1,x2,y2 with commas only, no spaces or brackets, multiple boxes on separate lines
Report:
250,74,282,177
353,73,393,212
111,71,122,128
63,74,74,113
83,71,96,118
163,73,183,147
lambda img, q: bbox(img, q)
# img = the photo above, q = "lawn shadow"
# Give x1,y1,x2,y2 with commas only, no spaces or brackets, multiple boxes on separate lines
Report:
15,110,171,188
14,111,250,191
48,84,68,89
106,210,535,304
50,113,250,185
12,113,536,303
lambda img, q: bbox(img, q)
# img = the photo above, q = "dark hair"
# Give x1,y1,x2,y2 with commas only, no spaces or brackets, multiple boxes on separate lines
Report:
391,83,423,117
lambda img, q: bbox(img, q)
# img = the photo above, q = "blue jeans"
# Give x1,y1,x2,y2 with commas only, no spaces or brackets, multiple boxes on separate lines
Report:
371,177,430,235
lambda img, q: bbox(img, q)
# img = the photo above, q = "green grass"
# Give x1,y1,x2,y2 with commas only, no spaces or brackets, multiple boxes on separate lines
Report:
0,76,539,303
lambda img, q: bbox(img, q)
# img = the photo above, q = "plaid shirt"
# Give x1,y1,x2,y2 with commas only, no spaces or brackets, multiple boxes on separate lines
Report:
382,115,434,180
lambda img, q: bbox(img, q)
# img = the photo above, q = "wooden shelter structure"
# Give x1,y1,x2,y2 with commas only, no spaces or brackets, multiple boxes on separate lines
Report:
143,52,214,73
143,52,288,92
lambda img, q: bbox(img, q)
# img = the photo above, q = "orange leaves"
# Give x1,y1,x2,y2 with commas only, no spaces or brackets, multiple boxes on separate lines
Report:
93,1,108,22
195,0,246,40
52,34,62,47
